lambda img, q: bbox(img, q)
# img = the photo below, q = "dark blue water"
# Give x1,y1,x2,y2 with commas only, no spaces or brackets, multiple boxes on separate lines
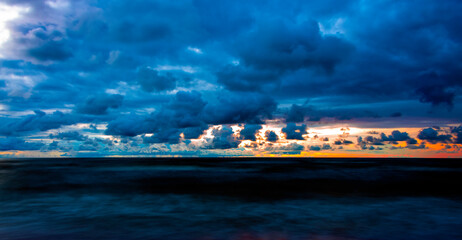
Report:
0,158,461,240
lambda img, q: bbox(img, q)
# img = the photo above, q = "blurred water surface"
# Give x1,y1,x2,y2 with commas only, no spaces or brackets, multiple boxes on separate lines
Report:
0,158,461,240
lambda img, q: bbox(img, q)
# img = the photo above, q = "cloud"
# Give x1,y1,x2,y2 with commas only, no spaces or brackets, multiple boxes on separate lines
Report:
239,124,262,141
0,0,462,156
282,123,307,140
381,130,410,142
417,85,455,107
407,143,427,150
265,142,305,154
287,104,307,122
451,126,462,144
106,91,207,142
76,93,123,115
78,139,100,151
137,66,177,92
105,90,276,144
309,145,321,151
105,114,154,137
50,131,87,141
45,140,71,152
27,40,73,61
143,128,181,144
204,126,241,149
113,21,170,43
183,125,208,139
334,139,353,145
265,130,278,142
203,92,276,125
417,127,452,143
47,140,59,151
322,143,332,150
0,137,43,151
216,65,279,92
0,110,77,136
217,18,354,94
236,19,354,73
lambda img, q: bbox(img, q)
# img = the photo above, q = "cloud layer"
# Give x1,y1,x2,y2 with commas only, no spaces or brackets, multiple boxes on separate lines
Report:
0,0,461,157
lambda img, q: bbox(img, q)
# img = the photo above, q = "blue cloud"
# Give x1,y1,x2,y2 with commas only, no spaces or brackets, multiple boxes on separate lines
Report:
265,130,278,142
0,137,44,151
282,123,307,140
417,128,452,143
76,94,123,115
0,0,462,155
239,124,262,141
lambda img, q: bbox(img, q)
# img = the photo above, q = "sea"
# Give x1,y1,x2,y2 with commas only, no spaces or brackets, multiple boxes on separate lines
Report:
0,157,461,240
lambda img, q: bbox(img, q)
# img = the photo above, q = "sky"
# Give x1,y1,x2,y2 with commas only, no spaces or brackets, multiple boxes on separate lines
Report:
0,0,461,158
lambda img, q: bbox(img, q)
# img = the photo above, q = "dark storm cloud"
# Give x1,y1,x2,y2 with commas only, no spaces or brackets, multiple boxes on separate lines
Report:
309,144,332,151
287,104,307,123
239,124,262,141
46,141,59,151
451,126,462,144
417,128,452,143
203,92,276,125
105,114,154,137
168,91,206,128
113,21,171,43
78,139,100,151
281,123,307,140
217,18,354,93
137,67,177,92
50,131,87,141
106,91,276,144
27,40,73,61
357,130,412,148
0,137,44,151
359,136,384,146
284,103,386,123
265,130,278,142
334,139,353,145
1,0,462,154
204,126,241,149
417,85,455,107
322,143,332,150
3,22,74,62
183,125,208,139
381,131,411,142
76,94,123,115
216,65,279,92
0,111,77,136
309,145,321,151
273,1,462,110
236,19,354,73
143,128,181,145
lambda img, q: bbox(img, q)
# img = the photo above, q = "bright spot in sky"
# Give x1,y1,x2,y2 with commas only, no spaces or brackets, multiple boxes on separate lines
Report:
187,46,203,54
106,50,121,64
0,103,8,111
154,65,197,73
0,3,29,52
313,127,363,136
319,18,346,35
45,0,70,9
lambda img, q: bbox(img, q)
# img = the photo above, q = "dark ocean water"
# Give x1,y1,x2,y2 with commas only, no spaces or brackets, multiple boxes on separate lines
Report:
0,158,461,240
